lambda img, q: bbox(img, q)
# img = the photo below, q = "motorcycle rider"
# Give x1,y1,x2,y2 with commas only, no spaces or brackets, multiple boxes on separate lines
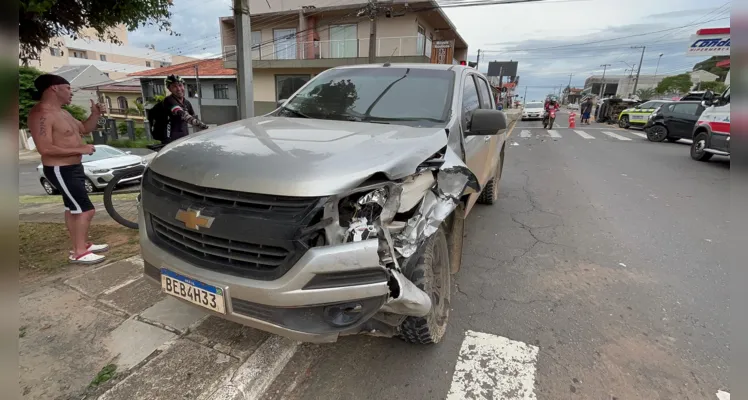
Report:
544,97,560,125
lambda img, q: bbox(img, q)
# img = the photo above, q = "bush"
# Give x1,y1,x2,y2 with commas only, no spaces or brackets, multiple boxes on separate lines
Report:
135,127,146,140
117,122,128,136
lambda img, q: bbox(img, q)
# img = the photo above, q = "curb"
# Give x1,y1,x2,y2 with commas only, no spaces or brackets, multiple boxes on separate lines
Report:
203,335,300,400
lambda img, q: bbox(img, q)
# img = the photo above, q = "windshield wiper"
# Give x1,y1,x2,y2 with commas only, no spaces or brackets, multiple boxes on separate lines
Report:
280,105,311,119
361,116,443,123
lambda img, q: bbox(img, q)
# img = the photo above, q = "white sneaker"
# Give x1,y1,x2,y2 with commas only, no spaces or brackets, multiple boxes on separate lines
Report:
69,251,106,265
86,242,110,253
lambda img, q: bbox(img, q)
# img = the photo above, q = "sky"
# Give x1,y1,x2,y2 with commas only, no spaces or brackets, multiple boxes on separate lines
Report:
128,0,731,102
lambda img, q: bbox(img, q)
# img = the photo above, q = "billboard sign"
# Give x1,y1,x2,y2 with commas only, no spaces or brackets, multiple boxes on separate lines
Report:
686,28,730,57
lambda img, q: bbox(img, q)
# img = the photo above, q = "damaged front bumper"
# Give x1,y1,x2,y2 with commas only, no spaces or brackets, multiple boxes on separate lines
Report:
140,146,480,342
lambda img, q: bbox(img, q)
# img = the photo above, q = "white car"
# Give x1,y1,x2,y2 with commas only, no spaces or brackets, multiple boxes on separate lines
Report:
522,102,545,120
38,145,148,195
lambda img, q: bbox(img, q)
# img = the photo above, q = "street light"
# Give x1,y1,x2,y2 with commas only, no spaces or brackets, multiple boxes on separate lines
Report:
654,53,664,79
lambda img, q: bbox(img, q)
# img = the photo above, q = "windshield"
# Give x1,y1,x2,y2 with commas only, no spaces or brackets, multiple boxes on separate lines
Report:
281,67,454,126
82,146,124,163
525,103,544,109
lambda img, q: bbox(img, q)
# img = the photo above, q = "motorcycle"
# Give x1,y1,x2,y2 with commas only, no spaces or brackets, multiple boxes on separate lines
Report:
543,108,557,129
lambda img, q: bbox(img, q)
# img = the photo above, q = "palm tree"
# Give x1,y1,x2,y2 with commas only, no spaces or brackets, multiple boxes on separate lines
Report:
635,88,655,101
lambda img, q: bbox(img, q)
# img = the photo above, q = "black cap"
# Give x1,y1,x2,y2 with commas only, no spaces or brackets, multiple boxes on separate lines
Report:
32,74,70,101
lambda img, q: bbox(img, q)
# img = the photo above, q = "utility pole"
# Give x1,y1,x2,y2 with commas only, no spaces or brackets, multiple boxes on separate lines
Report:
234,0,254,119
566,73,573,104
476,49,481,67
368,0,378,63
654,53,663,80
194,63,203,122
631,45,646,95
599,64,611,98
523,85,528,106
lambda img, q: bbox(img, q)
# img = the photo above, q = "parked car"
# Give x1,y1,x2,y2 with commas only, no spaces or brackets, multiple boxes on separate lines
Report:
617,100,671,129
691,86,730,162
643,101,705,142
139,64,509,345
521,102,544,120
38,145,147,195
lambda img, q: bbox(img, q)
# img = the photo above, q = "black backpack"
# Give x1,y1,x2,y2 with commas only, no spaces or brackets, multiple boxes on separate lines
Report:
147,99,169,141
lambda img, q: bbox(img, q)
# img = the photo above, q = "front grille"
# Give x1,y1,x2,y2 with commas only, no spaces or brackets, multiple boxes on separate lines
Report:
151,215,289,277
142,169,327,280
149,171,319,219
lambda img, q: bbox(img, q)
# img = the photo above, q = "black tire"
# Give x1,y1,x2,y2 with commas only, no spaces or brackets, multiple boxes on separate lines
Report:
399,228,451,345
646,125,668,142
103,172,142,229
548,118,554,130
477,151,502,205
84,178,97,193
41,178,59,195
618,115,630,129
691,132,713,162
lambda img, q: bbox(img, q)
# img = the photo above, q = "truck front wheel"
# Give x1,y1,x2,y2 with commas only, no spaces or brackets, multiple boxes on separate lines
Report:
399,228,451,344
691,132,713,162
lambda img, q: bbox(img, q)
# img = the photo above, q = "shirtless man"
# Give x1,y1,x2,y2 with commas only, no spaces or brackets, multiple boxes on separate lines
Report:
27,74,109,264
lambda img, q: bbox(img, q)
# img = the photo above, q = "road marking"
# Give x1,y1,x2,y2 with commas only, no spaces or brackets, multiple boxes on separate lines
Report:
716,390,730,400
447,331,539,400
574,130,595,139
520,130,532,138
602,131,632,141
547,130,562,138
627,131,647,139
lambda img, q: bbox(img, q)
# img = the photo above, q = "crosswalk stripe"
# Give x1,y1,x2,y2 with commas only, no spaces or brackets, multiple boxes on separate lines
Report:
628,131,647,139
447,331,539,400
602,131,632,141
548,130,562,138
520,130,532,138
574,130,595,139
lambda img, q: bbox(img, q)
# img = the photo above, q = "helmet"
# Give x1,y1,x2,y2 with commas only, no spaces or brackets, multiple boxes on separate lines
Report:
165,74,184,87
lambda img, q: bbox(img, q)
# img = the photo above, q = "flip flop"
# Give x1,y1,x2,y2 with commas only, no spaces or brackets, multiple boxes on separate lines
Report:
69,251,106,265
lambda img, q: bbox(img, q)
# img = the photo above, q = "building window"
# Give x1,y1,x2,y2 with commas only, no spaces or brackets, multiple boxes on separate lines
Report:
146,61,152,67
273,28,297,60
50,48,62,57
117,96,128,110
417,25,426,56
105,96,112,110
275,75,311,102
214,84,230,99
71,50,87,59
152,82,165,95
187,84,198,98
99,54,107,61
160,62,171,67
251,31,262,59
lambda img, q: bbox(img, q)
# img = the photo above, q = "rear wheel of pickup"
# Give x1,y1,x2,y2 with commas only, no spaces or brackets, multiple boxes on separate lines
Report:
399,228,451,345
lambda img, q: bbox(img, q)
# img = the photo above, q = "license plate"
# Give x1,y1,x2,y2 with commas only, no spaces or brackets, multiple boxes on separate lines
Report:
160,268,226,314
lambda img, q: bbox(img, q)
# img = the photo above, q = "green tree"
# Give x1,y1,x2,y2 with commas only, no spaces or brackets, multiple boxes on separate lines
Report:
635,88,656,101
18,66,89,129
699,81,726,93
19,0,176,63
655,73,692,95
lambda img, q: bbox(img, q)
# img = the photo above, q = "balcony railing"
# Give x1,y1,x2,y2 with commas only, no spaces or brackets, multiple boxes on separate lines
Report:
224,36,432,62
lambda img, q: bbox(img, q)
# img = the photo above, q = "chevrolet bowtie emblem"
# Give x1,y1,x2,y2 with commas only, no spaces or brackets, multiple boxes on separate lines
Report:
175,208,215,231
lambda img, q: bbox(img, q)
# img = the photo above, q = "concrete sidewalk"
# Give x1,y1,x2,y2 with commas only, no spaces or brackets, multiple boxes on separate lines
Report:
20,256,299,400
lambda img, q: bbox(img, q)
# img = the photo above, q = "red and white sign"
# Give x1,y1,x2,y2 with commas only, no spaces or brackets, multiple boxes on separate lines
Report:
686,27,730,57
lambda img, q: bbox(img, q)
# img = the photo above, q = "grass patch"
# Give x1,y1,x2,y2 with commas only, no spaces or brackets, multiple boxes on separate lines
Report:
89,364,117,388
19,222,140,272
19,193,139,205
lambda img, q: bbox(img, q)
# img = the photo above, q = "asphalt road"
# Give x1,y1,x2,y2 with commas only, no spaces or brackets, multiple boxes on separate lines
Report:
265,110,730,399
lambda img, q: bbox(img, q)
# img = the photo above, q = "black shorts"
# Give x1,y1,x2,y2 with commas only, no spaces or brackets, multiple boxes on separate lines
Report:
43,164,94,214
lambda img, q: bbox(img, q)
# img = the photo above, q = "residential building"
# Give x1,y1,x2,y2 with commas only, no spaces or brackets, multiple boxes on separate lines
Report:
81,78,145,123
129,59,239,126
53,65,112,110
219,0,469,113
23,24,196,79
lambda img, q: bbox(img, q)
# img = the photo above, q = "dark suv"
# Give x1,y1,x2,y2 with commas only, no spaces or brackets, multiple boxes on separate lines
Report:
643,101,705,142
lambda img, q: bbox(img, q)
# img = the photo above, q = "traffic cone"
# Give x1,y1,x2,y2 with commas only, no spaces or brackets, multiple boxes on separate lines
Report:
568,112,576,128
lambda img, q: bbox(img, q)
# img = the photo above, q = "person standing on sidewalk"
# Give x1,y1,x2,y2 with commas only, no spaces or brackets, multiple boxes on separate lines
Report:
27,74,110,264
581,97,593,125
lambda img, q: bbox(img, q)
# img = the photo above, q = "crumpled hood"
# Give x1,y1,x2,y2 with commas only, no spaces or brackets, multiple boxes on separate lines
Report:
149,116,449,197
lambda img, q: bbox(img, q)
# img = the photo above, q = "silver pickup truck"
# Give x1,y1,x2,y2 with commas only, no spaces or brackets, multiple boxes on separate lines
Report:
139,63,509,344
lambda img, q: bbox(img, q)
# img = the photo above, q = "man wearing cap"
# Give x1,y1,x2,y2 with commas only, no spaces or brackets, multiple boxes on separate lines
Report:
27,74,110,264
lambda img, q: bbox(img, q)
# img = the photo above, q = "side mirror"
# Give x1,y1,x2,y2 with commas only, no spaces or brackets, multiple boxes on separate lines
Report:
466,109,507,136
277,99,288,108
